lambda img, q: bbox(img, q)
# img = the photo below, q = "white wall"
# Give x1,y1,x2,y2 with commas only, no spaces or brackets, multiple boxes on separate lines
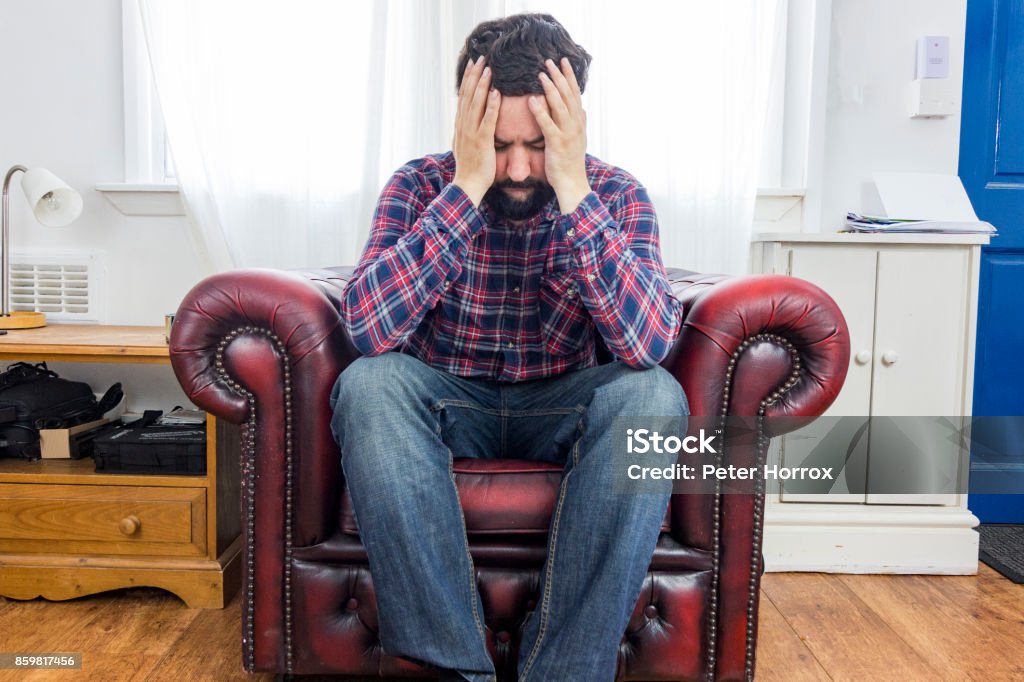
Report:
817,0,968,231
0,0,205,411
1,0,208,326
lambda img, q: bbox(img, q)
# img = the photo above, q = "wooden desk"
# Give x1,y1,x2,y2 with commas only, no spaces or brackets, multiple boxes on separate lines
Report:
0,325,241,608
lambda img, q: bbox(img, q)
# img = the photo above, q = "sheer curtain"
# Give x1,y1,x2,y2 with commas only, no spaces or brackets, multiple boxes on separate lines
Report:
140,0,781,275
139,0,450,270
497,0,783,274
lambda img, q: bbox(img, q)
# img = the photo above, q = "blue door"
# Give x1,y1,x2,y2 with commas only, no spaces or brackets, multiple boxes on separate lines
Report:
960,0,1024,522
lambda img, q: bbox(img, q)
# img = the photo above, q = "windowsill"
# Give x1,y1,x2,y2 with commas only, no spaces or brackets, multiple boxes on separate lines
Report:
92,183,805,218
95,183,185,217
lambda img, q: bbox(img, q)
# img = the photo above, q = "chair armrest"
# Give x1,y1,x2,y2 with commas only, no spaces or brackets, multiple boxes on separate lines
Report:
169,266,360,547
169,266,361,672
661,271,850,418
658,270,850,681
169,266,357,423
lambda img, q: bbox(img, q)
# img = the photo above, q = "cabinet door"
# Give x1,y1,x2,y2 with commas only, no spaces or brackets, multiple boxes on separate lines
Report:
780,246,877,502
868,248,970,505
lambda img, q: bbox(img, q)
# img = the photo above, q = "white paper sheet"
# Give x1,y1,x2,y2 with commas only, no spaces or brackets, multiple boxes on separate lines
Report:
872,172,979,222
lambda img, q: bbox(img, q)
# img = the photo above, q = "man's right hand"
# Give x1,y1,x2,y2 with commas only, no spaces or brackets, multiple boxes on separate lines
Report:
452,55,501,207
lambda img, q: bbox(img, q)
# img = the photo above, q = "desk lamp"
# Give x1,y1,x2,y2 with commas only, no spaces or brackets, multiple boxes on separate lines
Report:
1,165,83,329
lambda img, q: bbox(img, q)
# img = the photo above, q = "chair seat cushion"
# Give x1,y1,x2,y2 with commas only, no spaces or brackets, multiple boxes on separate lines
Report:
339,458,672,537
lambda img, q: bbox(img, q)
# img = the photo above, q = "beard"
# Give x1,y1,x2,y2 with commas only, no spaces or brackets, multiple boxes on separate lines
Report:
484,178,556,221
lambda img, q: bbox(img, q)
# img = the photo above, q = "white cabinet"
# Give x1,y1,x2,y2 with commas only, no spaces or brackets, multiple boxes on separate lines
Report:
751,233,988,574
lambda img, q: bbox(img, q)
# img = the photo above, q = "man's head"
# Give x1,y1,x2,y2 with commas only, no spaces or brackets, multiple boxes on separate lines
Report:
456,14,591,220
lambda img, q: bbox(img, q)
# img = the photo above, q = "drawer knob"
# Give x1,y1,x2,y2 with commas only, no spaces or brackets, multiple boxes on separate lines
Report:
854,350,871,365
119,515,142,536
881,350,899,366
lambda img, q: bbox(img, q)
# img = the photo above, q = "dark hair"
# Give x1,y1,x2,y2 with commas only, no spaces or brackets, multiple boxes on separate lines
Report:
455,13,592,96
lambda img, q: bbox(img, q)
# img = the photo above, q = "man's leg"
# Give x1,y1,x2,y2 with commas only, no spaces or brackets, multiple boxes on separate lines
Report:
506,362,688,682
330,352,500,682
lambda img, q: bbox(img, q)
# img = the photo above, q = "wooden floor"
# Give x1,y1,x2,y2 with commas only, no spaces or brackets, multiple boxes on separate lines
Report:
0,565,1021,681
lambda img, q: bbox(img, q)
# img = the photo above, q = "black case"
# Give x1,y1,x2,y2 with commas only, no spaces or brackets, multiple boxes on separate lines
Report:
93,419,206,475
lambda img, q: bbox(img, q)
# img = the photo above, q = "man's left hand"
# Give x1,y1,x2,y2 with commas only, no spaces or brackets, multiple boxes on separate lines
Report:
529,57,591,215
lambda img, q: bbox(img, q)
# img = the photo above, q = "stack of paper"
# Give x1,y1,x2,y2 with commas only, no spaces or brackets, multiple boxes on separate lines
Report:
158,407,206,425
843,172,998,236
846,213,997,234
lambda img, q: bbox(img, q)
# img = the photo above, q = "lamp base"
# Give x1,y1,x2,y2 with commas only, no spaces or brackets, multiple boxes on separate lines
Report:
0,311,47,329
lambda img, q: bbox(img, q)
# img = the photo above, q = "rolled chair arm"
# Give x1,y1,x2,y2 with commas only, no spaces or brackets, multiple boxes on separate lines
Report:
169,266,359,672
661,270,850,419
169,267,357,424
659,269,850,681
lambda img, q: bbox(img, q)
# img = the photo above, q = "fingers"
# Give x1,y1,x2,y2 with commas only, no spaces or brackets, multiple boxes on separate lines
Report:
468,66,493,126
481,88,501,134
458,55,487,121
544,59,577,113
528,95,557,137
560,57,583,102
538,70,570,126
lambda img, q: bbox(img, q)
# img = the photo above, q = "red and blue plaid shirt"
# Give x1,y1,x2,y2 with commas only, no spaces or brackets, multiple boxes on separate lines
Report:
341,151,682,382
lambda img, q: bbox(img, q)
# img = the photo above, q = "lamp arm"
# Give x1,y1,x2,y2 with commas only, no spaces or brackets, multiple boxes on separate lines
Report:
1,165,27,318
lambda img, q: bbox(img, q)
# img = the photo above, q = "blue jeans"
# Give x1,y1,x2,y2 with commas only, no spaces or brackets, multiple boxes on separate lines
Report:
329,352,688,682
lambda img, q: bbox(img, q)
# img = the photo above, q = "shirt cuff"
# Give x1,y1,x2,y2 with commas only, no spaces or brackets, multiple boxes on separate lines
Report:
560,192,616,273
426,183,488,250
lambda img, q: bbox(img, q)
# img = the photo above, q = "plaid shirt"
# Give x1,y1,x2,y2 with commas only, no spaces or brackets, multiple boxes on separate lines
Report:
341,151,682,382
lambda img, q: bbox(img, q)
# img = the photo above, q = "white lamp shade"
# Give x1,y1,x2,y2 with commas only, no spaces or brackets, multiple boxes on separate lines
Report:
20,168,82,227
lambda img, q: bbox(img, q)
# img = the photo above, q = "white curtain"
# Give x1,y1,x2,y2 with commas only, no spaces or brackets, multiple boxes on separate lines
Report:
140,0,781,275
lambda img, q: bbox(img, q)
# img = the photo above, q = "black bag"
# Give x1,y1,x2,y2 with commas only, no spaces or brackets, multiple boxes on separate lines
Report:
93,410,207,475
0,362,122,460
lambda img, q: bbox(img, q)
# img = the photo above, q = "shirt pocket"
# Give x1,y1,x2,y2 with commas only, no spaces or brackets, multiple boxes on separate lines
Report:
538,272,592,356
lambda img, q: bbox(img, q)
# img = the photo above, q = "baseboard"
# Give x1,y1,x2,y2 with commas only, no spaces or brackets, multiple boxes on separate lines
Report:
763,506,980,574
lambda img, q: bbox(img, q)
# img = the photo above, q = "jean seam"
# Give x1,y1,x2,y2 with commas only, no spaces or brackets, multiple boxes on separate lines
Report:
433,398,581,418
519,419,585,681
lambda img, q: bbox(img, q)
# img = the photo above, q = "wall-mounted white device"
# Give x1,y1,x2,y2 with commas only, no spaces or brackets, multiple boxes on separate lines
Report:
916,36,949,79
911,36,954,118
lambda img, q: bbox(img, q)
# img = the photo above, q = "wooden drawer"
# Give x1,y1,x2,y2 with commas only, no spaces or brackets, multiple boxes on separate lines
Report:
0,484,206,557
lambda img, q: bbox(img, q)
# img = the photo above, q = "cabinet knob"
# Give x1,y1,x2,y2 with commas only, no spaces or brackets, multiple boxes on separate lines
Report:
881,350,899,366
854,350,871,365
119,515,141,536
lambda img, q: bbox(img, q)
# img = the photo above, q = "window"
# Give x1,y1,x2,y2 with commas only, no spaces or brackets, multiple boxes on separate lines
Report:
121,0,175,185
120,1,827,212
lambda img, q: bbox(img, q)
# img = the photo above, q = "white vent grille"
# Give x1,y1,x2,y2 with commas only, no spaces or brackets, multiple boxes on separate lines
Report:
8,251,105,323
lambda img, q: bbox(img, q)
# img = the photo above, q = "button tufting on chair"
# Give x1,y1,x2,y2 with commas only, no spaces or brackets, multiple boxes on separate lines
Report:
168,265,850,679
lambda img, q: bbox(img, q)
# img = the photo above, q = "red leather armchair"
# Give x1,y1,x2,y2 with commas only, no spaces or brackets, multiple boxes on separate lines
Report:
169,266,849,681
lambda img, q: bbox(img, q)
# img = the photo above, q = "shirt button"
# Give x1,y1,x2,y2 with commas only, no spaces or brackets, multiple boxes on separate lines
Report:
512,286,520,293
566,288,576,298
566,228,576,239
587,273,597,282
443,280,451,289
506,342,514,349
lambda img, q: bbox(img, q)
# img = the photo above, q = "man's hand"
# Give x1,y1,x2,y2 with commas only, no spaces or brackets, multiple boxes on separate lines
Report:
452,56,501,207
529,57,591,215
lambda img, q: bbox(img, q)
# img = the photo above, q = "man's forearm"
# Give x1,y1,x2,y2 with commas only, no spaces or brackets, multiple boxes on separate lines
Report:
342,183,485,356
562,192,682,368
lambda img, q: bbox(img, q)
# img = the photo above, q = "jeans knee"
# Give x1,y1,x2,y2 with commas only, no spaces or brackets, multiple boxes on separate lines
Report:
594,364,689,418
332,352,421,412
330,352,430,448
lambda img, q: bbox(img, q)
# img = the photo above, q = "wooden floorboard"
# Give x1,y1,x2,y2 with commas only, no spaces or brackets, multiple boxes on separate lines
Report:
838,565,1024,681
0,571,1022,680
0,587,200,682
760,572,947,681
754,590,832,681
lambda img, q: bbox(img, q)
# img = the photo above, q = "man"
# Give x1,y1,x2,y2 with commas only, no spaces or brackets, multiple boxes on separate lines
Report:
331,13,687,682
